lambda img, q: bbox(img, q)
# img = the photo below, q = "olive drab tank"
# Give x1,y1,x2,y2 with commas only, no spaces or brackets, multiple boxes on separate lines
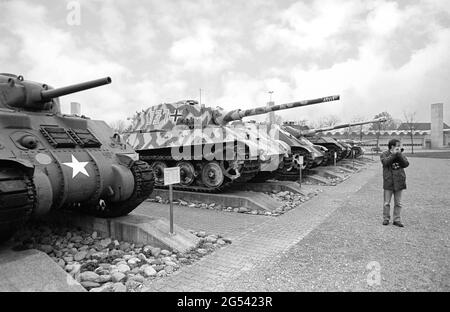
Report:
124,95,340,192
284,118,386,164
0,74,154,240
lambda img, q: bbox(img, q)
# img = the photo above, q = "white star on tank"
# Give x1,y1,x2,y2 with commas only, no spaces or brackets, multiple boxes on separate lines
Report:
62,155,90,178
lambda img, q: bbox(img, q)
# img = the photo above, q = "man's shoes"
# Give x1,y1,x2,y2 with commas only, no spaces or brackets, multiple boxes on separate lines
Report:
382,220,389,226
393,221,404,227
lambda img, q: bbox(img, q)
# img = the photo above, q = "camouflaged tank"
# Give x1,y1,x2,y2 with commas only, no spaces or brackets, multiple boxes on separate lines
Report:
247,124,327,181
0,74,154,239
228,121,291,182
284,118,386,164
124,95,340,192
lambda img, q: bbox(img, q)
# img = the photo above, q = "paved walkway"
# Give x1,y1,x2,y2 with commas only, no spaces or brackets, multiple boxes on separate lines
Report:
136,162,377,291
217,157,450,291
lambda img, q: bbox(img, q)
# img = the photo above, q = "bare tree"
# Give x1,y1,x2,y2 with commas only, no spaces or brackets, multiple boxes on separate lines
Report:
109,120,127,134
403,111,417,154
370,112,399,130
315,114,341,128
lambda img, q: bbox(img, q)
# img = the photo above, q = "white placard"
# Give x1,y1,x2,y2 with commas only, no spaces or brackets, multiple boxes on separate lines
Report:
334,152,337,159
297,155,304,165
164,167,180,185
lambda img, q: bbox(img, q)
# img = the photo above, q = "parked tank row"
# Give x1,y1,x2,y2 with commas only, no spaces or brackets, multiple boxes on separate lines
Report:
0,73,385,239
124,97,386,188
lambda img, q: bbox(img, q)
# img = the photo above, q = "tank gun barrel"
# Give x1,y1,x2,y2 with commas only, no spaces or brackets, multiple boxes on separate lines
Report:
37,77,112,102
286,117,387,137
312,117,387,133
220,95,340,124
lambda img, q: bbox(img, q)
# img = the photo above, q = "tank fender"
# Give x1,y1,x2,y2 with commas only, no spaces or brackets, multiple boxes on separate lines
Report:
0,158,34,175
115,152,139,168
109,164,135,202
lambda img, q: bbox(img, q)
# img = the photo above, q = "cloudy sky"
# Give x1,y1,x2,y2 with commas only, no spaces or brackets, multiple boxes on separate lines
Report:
1,0,449,125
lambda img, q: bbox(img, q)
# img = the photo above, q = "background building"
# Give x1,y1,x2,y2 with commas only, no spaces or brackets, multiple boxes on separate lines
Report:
284,103,450,152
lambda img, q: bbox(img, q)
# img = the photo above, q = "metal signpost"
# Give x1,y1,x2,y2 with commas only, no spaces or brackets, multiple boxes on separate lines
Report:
352,149,355,170
164,167,180,234
296,156,304,188
334,152,337,167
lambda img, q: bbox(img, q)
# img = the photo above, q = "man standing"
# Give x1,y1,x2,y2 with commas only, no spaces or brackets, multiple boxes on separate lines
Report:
380,139,409,227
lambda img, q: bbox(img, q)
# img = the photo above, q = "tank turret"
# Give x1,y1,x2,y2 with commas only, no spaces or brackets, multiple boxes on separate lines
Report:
128,95,340,133
0,74,111,112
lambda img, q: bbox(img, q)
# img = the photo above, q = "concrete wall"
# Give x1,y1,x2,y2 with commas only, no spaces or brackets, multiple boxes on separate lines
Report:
431,103,444,148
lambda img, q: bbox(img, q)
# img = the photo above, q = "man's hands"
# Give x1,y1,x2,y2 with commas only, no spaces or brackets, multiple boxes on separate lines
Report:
390,146,402,155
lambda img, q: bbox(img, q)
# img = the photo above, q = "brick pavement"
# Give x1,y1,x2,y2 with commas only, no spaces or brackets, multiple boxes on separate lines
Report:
134,161,377,292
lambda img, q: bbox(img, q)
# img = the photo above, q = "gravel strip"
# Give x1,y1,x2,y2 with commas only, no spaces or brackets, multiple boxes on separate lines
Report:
12,222,231,292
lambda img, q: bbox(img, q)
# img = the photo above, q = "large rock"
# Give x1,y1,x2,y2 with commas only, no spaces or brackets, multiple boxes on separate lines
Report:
97,275,112,283
164,260,178,267
205,236,217,243
119,242,131,251
117,264,131,273
91,251,108,261
81,281,101,289
111,282,126,292
99,238,112,248
39,244,53,254
80,271,100,282
109,249,124,258
127,257,141,267
74,251,88,261
150,247,161,257
111,272,126,283
197,248,207,255
160,249,171,256
197,231,206,238
143,266,157,277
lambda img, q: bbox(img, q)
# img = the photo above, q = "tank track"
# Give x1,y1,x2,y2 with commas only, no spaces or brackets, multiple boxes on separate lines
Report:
76,160,154,218
0,166,35,240
142,155,260,193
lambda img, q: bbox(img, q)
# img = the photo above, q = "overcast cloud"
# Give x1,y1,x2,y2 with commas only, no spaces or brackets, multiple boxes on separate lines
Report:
1,0,449,124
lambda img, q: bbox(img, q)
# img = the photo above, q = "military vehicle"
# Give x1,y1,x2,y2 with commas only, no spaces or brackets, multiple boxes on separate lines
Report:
272,125,325,176
338,139,370,158
228,121,291,182
0,74,154,239
284,118,386,164
124,95,340,192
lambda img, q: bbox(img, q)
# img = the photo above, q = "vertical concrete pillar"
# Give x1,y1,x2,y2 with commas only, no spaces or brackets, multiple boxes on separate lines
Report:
267,101,275,124
71,102,81,115
430,103,443,148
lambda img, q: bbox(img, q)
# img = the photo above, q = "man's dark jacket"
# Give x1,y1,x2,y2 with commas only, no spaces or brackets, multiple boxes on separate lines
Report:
380,150,409,191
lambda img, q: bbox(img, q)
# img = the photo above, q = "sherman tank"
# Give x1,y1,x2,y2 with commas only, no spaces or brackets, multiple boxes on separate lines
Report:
124,95,340,192
0,74,154,240
284,118,386,164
